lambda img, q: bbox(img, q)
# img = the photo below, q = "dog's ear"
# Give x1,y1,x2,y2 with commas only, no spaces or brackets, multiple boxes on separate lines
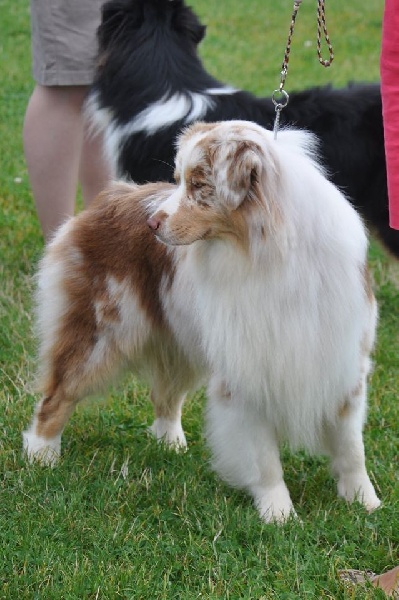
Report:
98,1,131,51
212,140,264,210
101,0,125,24
174,3,207,45
190,23,206,44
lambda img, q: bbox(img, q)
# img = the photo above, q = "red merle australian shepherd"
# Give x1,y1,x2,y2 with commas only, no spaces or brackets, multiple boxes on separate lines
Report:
23,121,381,523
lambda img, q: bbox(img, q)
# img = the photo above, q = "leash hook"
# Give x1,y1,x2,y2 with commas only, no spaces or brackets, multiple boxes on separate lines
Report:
272,88,289,140
272,0,302,139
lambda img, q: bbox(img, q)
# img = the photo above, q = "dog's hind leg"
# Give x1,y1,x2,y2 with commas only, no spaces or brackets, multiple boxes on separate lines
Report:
149,387,188,450
23,316,125,465
206,377,295,524
324,377,381,512
145,341,203,450
23,387,78,466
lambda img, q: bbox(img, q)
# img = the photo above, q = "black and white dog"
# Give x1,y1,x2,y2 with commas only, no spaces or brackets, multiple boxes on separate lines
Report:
87,0,397,256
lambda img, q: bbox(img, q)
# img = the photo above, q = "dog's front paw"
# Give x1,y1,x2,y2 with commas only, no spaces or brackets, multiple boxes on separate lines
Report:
22,429,61,467
338,473,381,512
254,482,296,524
149,417,187,451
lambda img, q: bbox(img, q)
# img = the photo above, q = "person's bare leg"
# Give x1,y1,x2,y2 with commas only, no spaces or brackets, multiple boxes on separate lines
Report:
23,84,111,242
23,84,88,240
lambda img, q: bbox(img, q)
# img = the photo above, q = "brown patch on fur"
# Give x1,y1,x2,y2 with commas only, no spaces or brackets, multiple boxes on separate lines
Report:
42,181,177,400
36,389,76,439
338,399,351,419
217,379,232,403
350,379,364,399
189,165,208,184
362,264,374,303
72,181,176,325
339,379,364,419
360,333,371,358
226,141,260,187
95,288,121,324
48,294,99,399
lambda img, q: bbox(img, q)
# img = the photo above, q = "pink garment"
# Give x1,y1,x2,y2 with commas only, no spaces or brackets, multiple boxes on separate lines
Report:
381,0,399,230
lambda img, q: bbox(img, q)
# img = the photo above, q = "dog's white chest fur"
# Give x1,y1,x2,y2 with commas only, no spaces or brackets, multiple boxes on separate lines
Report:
181,223,369,449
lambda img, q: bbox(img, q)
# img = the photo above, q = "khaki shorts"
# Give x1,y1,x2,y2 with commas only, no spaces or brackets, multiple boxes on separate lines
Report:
30,0,104,86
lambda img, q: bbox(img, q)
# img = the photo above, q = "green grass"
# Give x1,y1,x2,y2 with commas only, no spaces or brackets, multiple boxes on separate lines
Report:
0,0,397,598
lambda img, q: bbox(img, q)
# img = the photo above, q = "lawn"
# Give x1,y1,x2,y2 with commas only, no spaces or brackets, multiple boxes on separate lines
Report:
0,0,397,598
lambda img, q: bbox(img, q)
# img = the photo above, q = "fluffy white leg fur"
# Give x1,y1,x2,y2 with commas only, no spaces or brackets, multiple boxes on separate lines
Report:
206,379,295,524
149,389,188,450
22,417,61,467
325,384,381,512
149,416,187,450
252,482,296,524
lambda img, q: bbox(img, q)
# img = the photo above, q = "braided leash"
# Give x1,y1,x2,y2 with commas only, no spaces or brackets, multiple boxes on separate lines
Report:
317,0,334,67
273,0,334,140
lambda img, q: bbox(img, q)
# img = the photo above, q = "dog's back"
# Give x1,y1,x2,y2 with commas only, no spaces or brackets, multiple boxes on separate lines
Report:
36,181,176,371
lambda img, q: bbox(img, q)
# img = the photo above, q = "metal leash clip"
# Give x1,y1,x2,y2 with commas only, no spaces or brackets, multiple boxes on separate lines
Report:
272,87,289,140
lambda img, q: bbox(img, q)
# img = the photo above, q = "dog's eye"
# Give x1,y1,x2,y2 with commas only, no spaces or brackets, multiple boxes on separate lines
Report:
191,179,204,189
